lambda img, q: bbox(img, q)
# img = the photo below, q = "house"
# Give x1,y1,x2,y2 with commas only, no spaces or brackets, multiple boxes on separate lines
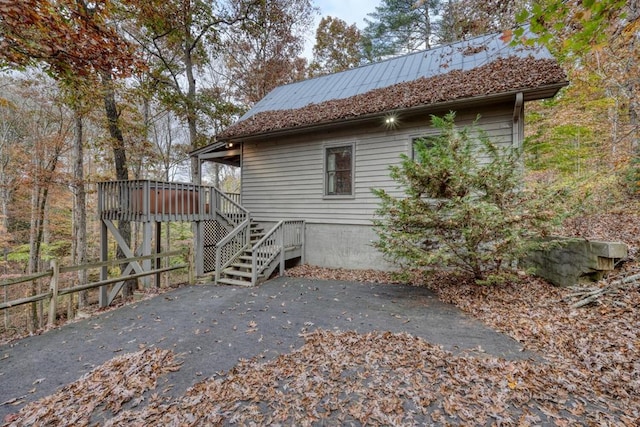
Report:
191,28,568,281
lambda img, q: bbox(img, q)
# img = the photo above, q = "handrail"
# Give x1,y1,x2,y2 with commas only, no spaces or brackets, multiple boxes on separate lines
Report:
214,188,248,227
251,221,284,285
251,220,284,250
215,218,251,283
251,220,305,285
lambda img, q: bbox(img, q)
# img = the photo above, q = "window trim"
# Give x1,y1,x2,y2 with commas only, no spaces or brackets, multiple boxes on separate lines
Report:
323,142,355,199
410,133,438,162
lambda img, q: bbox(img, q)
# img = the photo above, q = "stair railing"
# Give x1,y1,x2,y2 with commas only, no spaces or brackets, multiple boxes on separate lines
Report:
212,188,247,227
251,220,305,285
251,221,284,285
215,218,251,284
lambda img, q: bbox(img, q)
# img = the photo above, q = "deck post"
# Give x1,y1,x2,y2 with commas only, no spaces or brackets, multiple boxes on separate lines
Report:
155,222,161,288
141,221,152,288
279,227,285,276
99,220,108,307
301,221,306,265
195,221,204,277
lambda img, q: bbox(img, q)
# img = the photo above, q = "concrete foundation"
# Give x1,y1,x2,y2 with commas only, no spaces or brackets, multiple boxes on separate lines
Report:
303,223,394,270
524,238,628,287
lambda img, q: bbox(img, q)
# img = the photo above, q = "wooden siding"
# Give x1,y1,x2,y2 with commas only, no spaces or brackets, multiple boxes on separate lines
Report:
242,104,516,225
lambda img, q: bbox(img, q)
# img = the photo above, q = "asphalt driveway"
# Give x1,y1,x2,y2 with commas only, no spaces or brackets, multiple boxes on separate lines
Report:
0,277,532,422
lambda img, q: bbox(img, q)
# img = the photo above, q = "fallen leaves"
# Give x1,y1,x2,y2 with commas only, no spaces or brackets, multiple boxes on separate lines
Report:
281,208,640,424
219,56,567,140
4,205,639,425
104,330,629,426
5,348,181,426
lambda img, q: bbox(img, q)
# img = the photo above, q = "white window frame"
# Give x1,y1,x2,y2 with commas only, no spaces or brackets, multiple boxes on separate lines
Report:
323,142,355,199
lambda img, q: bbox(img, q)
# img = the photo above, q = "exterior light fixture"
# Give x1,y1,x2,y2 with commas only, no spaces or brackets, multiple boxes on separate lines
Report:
383,113,399,129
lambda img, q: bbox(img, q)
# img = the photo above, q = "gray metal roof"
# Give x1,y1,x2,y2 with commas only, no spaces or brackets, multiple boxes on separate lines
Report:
239,28,551,122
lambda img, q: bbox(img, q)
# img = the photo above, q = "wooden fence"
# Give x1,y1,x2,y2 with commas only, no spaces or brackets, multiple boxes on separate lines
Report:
0,248,193,329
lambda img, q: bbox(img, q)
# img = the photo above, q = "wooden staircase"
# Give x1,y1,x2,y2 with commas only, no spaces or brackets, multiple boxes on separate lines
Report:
217,221,271,286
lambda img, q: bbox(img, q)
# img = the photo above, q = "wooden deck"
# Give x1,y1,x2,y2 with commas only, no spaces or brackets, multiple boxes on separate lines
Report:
97,180,241,223
97,180,304,285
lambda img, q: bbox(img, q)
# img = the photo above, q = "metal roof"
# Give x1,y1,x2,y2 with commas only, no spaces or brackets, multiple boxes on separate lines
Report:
239,28,552,122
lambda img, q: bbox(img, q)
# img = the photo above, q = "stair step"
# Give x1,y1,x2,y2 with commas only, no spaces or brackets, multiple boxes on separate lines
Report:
231,262,253,270
239,255,253,261
224,268,253,278
218,277,253,287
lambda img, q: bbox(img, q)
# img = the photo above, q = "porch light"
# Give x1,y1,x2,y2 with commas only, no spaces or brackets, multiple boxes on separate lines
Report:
226,142,234,148
383,113,399,129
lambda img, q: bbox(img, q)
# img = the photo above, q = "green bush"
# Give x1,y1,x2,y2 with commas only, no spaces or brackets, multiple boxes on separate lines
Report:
372,112,563,283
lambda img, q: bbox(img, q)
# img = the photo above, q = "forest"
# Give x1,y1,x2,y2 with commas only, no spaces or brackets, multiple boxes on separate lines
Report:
0,1,638,332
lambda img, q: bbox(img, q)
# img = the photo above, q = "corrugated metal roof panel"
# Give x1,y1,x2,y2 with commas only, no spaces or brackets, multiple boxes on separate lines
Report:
239,27,552,121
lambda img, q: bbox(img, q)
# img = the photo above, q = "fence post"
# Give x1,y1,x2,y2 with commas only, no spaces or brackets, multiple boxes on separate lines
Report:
48,259,59,327
188,247,195,285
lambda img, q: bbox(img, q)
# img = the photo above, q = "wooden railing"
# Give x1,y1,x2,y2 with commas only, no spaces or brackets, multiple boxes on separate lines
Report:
251,220,305,285
225,192,240,206
98,180,242,223
0,249,192,328
214,190,247,226
214,219,251,283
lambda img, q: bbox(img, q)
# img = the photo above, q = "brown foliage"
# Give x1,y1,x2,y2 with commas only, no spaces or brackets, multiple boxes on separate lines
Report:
0,0,139,78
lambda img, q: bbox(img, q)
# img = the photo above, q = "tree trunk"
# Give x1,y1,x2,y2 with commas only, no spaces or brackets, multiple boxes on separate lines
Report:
27,168,41,333
184,36,200,183
101,71,135,297
73,111,88,308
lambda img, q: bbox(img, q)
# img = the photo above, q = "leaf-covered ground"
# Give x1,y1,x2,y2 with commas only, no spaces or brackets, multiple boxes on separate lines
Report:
5,212,639,425
4,348,182,426
104,329,630,426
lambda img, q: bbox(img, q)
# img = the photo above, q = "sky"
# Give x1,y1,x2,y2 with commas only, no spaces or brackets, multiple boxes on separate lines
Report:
302,0,377,57
315,0,374,28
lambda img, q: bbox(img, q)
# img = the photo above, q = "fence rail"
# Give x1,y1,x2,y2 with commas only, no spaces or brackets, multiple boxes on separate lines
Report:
0,248,192,328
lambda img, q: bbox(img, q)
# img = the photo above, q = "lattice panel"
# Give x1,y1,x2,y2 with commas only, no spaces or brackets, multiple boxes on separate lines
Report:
203,220,229,273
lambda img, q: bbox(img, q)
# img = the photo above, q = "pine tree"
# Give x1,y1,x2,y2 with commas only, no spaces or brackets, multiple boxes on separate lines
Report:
373,113,562,283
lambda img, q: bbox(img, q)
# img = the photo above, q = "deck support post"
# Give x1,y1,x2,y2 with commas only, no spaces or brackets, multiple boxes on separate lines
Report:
155,222,161,288
141,221,152,288
279,227,285,277
195,221,204,277
99,220,108,307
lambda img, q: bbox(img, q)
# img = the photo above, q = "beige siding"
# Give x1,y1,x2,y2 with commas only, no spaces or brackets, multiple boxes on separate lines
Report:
242,104,516,225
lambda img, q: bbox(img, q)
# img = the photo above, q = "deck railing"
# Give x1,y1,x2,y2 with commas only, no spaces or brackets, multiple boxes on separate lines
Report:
98,180,243,223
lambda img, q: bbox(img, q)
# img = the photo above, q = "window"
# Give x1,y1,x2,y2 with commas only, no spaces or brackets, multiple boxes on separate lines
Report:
411,135,436,162
325,144,353,196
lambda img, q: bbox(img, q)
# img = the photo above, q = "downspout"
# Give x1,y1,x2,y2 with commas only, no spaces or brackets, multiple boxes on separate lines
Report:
513,92,524,149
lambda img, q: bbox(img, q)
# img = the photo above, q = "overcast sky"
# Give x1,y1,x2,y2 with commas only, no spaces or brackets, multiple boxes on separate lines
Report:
303,0,377,57
315,0,374,27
